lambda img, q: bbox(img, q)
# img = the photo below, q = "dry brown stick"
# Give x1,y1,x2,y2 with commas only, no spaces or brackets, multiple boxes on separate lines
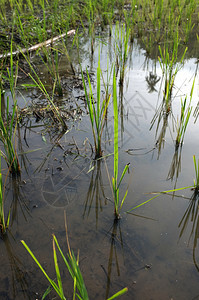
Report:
0,29,76,59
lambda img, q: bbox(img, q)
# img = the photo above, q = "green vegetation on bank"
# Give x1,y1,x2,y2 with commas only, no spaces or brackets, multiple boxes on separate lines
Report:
0,0,198,54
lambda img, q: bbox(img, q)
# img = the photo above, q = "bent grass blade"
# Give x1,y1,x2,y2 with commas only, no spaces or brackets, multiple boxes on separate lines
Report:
127,186,194,213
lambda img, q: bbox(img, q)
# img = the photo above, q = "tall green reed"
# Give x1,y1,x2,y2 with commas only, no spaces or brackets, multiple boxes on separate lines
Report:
81,53,111,159
111,70,130,219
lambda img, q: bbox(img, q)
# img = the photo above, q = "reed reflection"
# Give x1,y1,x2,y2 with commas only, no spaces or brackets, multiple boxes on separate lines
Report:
83,160,107,228
178,190,199,272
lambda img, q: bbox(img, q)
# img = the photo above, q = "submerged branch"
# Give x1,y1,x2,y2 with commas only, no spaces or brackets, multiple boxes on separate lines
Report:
0,30,76,59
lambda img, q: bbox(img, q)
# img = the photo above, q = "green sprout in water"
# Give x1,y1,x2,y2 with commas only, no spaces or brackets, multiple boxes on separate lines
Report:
21,213,128,300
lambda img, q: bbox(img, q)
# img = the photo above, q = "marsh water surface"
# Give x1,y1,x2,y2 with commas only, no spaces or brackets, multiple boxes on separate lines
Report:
0,26,199,300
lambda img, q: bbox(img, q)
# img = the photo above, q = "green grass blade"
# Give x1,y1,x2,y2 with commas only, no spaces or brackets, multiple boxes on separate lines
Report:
113,69,118,183
118,163,130,189
107,287,128,300
99,94,111,136
120,188,128,210
97,51,101,128
127,186,193,212
193,155,198,187
42,286,51,300
21,240,62,298
52,238,64,298
81,68,93,125
53,235,73,278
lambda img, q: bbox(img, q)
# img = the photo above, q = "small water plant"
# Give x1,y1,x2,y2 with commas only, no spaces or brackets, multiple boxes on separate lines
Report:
21,214,128,299
111,70,130,219
81,53,111,159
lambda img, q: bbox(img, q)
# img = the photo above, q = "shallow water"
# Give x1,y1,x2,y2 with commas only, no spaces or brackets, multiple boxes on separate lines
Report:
0,26,199,300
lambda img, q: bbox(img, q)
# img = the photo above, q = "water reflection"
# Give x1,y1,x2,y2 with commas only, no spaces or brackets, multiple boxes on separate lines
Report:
150,102,171,158
178,190,199,272
167,145,183,184
104,219,124,299
4,175,30,229
146,72,160,93
1,233,30,299
83,160,107,228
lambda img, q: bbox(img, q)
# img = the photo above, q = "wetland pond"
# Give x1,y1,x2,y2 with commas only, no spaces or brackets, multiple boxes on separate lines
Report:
0,25,199,300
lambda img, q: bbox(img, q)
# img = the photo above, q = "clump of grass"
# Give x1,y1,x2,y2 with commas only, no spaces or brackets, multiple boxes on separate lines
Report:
81,52,111,159
112,70,130,219
21,213,128,299
22,235,89,300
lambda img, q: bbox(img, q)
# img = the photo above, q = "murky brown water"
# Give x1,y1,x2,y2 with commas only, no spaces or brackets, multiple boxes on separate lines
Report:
0,26,199,300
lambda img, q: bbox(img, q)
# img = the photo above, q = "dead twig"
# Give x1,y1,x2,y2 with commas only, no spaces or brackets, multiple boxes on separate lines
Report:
0,30,76,59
